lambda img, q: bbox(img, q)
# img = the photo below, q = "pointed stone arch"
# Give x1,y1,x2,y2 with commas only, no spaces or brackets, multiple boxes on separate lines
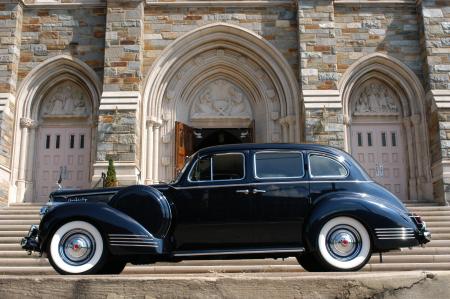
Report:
142,23,301,183
11,55,101,202
340,52,432,201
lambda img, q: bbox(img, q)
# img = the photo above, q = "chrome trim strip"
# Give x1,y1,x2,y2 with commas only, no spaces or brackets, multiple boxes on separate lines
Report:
108,237,154,241
173,247,305,257
108,234,152,238
378,237,416,240
58,191,118,199
376,234,415,237
253,150,305,179
174,180,372,190
109,240,157,245
109,243,158,248
374,228,414,231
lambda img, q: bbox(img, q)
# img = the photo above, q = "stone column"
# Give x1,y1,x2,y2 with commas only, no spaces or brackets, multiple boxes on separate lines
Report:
0,0,23,204
286,116,296,143
418,1,450,204
152,122,161,183
279,118,289,143
16,118,37,203
145,120,154,184
94,0,145,186
403,117,417,202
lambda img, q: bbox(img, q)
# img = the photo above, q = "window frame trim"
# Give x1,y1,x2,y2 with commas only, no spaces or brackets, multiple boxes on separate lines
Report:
308,153,349,179
187,152,246,183
253,150,305,180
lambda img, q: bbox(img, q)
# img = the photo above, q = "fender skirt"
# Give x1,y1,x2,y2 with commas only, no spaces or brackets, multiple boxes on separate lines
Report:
39,202,163,256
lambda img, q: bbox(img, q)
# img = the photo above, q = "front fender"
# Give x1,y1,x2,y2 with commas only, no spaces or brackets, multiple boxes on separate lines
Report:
39,202,163,255
304,193,417,252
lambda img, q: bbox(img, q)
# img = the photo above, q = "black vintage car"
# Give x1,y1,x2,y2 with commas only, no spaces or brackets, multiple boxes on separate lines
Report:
22,144,430,274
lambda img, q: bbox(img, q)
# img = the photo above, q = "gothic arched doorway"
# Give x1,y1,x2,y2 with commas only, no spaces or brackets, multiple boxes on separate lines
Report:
142,23,301,183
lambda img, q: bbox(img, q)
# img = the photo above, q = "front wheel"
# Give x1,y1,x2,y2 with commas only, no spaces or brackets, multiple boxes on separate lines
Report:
47,221,107,275
316,216,372,271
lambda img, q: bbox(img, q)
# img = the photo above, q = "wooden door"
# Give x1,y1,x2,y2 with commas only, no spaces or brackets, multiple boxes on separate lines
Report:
175,121,194,174
36,127,91,202
351,123,408,201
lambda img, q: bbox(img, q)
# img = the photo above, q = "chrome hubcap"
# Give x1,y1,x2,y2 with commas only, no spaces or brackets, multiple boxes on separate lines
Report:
326,225,362,261
59,229,95,266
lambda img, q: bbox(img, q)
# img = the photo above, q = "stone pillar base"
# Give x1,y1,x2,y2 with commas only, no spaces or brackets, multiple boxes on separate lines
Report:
93,162,141,187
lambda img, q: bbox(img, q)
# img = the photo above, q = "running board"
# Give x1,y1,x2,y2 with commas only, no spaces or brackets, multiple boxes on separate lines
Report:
173,247,305,257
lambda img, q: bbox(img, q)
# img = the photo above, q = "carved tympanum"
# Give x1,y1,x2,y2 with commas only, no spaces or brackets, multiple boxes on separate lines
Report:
353,80,399,115
40,81,91,118
191,79,252,119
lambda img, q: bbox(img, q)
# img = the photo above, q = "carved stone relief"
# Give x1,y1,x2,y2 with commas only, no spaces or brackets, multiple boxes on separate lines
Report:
191,79,252,119
40,81,91,118
353,80,399,115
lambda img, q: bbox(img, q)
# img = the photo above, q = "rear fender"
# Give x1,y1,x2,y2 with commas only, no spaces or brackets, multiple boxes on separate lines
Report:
304,193,416,252
39,202,163,255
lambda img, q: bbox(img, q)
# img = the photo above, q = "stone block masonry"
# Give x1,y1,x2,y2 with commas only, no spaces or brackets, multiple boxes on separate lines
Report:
19,6,106,85
142,4,298,79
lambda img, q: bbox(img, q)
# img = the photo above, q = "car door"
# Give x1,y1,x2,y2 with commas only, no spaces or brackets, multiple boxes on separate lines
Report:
250,150,310,246
171,151,254,251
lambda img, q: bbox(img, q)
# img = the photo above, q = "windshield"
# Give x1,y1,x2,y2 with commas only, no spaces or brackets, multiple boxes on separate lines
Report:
170,155,194,184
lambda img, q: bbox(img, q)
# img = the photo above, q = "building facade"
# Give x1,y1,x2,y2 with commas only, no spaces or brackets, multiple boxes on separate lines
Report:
0,0,449,204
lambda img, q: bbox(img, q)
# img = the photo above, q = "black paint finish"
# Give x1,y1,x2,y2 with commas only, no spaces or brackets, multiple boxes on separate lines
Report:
26,143,430,264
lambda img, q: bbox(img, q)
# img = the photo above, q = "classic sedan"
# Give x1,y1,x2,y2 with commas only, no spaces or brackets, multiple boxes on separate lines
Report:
21,144,431,274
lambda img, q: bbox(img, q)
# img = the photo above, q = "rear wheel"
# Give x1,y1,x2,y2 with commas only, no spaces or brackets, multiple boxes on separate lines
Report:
316,216,371,271
47,221,107,275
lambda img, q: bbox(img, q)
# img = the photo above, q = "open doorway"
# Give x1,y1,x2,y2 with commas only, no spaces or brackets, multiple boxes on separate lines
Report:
175,121,254,173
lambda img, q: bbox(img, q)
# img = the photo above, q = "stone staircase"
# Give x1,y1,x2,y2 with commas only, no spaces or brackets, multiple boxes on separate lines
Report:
0,203,449,275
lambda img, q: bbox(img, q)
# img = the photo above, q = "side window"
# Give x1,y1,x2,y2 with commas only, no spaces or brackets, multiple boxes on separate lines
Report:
190,153,244,182
254,151,304,179
309,154,348,178
190,156,212,181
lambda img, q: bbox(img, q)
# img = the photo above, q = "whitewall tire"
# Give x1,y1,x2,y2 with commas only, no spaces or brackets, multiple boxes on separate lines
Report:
48,221,106,274
317,216,371,271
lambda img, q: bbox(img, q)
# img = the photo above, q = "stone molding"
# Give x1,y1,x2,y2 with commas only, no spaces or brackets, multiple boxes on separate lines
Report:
0,93,14,114
19,117,37,129
302,90,341,109
146,0,293,7
430,90,450,109
21,0,106,8
100,91,140,111
334,0,416,5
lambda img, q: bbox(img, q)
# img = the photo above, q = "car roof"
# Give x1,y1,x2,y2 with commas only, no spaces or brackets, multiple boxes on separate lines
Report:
196,143,346,156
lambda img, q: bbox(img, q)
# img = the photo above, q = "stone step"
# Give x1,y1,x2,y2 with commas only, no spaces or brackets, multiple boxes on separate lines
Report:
0,220,39,225
0,225,34,231
384,247,450,255
407,206,450,211
410,210,450,216
0,210,41,215
415,216,450,222
0,251,40,258
0,236,23,243
0,258,50,267
0,230,29,237
425,227,450,233
0,215,41,220
0,244,24,250
422,221,450,228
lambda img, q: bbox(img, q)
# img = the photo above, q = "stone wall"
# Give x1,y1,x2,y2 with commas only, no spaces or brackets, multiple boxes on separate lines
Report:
0,0,22,205
419,1,450,204
19,6,106,83
142,4,298,77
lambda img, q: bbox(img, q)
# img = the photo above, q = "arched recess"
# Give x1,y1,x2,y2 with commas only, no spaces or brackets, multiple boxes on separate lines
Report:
340,52,432,202
11,55,101,203
142,23,301,183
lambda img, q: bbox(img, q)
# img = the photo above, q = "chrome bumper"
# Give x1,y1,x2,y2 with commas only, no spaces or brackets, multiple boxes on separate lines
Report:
21,225,41,254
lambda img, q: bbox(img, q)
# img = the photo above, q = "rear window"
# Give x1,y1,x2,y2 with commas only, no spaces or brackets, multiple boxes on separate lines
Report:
309,154,348,178
254,151,304,179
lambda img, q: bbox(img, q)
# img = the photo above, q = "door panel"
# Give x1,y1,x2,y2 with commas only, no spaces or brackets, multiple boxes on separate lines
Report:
351,123,407,201
36,127,91,201
175,121,194,174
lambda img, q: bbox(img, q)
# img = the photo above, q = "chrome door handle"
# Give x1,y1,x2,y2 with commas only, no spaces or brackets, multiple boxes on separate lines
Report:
252,189,266,194
236,189,250,195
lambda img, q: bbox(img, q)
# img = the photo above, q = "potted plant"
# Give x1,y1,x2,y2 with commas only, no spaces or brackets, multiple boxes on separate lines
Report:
104,158,118,187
